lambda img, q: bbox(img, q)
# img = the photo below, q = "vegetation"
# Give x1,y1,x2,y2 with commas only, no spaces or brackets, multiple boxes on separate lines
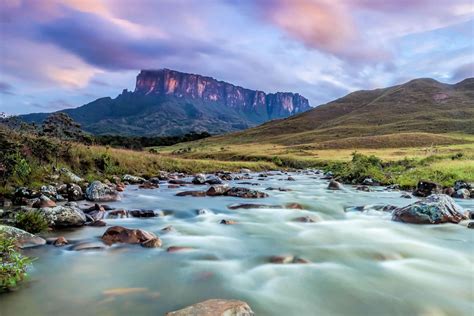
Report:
14,212,49,234
0,235,33,292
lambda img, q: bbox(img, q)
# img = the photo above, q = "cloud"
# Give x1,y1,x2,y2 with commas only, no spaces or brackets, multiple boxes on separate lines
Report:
451,63,474,82
0,82,15,95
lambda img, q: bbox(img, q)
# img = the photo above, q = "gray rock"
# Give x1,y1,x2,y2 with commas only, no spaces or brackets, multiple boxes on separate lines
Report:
392,194,467,224
40,185,57,197
192,173,207,184
122,174,146,184
67,183,84,201
166,299,254,316
0,225,46,248
85,181,120,202
454,188,471,199
205,176,223,185
60,167,84,183
39,205,87,227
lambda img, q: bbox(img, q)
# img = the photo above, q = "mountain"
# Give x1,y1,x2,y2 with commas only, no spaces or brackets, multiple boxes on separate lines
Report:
210,78,474,146
20,69,311,136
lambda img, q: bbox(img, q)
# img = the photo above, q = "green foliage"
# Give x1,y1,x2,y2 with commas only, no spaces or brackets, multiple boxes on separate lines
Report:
333,152,386,184
14,211,49,234
0,235,33,292
271,156,283,166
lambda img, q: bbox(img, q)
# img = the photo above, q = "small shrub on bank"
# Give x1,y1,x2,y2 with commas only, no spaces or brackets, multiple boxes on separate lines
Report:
0,236,33,292
14,211,49,234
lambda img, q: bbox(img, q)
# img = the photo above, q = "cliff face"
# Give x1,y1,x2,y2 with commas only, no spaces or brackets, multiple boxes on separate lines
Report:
135,69,310,120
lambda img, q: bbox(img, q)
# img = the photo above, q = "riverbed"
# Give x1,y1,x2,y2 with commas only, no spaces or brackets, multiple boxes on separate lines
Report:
1,171,473,315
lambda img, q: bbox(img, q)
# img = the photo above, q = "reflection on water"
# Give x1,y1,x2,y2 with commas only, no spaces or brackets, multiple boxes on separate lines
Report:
1,172,473,316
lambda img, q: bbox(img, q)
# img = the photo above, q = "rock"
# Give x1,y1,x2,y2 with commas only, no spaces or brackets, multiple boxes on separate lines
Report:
85,181,120,202
138,182,159,189
220,219,237,225
362,178,376,186
228,203,277,210
269,255,310,264
88,210,105,221
101,226,157,245
293,216,316,223
60,167,84,183
40,185,57,197
413,180,441,197
167,246,194,253
166,299,254,316
400,192,412,199
454,188,471,199
285,203,304,210
225,187,268,198
107,209,128,218
386,184,400,191
206,185,230,196
392,194,467,224
469,211,474,220
168,184,180,189
287,176,296,181
468,222,474,229
266,187,291,191
66,183,84,201
328,180,343,190
240,168,251,174
122,174,146,184
33,195,57,208
196,209,210,215
39,205,87,227
88,220,106,227
176,191,206,197
454,180,472,191
205,176,223,185
192,174,207,184
141,238,162,248
169,179,189,185
443,187,455,197
13,187,38,205
52,236,68,247
356,185,371,192
156,171,170,180
129,210,159,218
0,225,46,248
70,241,106,251
161,225,175,233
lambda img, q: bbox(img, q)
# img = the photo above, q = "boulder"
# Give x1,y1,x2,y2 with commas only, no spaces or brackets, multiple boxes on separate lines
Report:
101,226,157,245
192,174,207,184
0,225,46,248
205,176,223,185
392,194,467,224
107,209,128,218
413,180,441,197
88,220,106,227
166,299,254,316
454,180,472,191
39,204,87,227
240,168,251,174
33,195,56,208
85,181,120,202
468,222,474,229
129,210,159,218
454,188,470,199
287,176,296,181
225,187,268,198
206,185,230,196
59,167,84,183
356,185,371,192
40,185,57,197
122,174,146,184
328,180,343,190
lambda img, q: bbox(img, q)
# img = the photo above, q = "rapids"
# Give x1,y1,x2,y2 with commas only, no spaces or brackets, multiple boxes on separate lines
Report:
1,172,473,316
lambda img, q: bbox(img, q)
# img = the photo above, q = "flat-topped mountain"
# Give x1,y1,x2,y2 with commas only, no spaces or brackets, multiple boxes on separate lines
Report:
212,77,474,146
20,69,311,136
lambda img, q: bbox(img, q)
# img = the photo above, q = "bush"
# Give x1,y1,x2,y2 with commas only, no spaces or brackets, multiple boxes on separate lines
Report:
0,236,33,292
14,211,49,234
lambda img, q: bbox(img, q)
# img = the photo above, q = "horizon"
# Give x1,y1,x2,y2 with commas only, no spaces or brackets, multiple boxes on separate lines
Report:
0,0,473,115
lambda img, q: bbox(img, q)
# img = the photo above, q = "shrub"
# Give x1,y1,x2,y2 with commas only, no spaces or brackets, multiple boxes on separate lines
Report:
14,211,49,234
0,236,33,292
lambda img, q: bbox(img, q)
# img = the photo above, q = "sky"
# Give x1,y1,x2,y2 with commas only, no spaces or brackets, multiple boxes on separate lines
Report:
0,0,473,115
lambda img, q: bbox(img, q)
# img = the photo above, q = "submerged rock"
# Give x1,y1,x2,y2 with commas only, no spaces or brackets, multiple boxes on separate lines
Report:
85,181,120,202
52,236,68,247
0,225,46,248
70,241,107,251
138,182,159,189
219,219,237,225
167,246,195,253
129,210,159,218
328,180,343,190
413,180,441,197
101,226,158,246
269,255,310,264
392,194,467,224
166,299,254,316
176,191,206,197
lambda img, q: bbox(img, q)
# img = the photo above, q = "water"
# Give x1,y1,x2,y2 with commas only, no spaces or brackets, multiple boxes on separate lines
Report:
1,172,473,316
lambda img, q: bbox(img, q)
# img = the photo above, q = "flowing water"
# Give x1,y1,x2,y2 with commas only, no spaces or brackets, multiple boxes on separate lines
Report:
1,171,473,316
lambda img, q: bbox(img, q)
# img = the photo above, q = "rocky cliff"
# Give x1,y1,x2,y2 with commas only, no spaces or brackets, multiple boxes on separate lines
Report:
135,69,310,120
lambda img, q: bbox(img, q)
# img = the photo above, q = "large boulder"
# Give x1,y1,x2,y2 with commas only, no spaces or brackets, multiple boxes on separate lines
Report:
122,174,146,184
0,225,46,248
39,204,87,227
413,180,441,197
166,299,254,316
225,187,268,198
192,174,207,184
101,226,158,246
392,194,468,224
85,181,120,202
67,183,84,201
327,180,344,190
453,189,471,199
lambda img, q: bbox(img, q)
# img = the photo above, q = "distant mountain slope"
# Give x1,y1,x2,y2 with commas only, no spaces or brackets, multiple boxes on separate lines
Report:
20,69,311,136
220,78,474,145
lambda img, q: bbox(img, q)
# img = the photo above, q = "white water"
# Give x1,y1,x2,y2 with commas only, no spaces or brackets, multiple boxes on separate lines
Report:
1,172,473,315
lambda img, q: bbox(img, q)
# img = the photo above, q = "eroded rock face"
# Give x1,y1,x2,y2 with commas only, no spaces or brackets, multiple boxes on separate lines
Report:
392,194,467,224
101,226,158,246
85,181,120,202
165,299,254,316
0,225,46,248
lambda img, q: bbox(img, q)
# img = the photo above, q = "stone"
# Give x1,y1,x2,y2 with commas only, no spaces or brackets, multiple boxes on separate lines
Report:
167,246,194,253
468,222,474,229
168,184,180,189
443,187,455,197
165,299,254,316
88,210,105,222
122,174,146,184
206,185,230,196
401,192,412,199
0,225,46,248
101,226,157,245
240,168,251,174
89,220,106,227
39,205,87,227
392,194,467,224
218,173,233,181
220,219,237,225
413,180,441,197
85,181,120,202
454,188,471,199
205,176,223,185
285,203,304,210
356,185,371,192
138,182,159,189
228,203,277,210
107,209,128,218
40,185,57,197
161,225,175,233
70,241,107,251
269,255,310,264
362,178,376,186
192,173,207,184
169,179,189,185
59,167,84,183
287,176,296,181
176,191,206,197
293,216,316,223
52,236,68,247
129,210,158,218
67,183,84,201
266,187,291,191
141,238,162,248
33,195,56,208
454,180,472,191
328,180,343,190
225,187,268,198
